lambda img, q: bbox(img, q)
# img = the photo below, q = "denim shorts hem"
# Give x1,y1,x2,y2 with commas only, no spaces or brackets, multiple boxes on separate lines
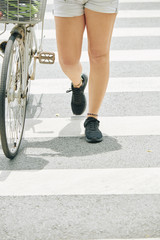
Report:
53,0,119,17
85,6,119,14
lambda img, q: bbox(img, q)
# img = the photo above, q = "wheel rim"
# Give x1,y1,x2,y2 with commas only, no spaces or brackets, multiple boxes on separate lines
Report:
5,39,26,155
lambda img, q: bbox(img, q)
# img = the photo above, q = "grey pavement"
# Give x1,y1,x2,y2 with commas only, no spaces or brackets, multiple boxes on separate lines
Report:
0,1,160,240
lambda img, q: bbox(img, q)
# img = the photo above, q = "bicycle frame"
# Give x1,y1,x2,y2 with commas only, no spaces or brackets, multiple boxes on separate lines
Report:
9,25,36,101
0,13,55,159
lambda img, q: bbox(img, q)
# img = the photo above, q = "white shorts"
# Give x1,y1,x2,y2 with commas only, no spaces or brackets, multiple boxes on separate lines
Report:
52,0,119,17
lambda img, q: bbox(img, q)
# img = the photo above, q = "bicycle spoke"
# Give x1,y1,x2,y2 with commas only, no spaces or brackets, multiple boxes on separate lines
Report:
0,35,27,157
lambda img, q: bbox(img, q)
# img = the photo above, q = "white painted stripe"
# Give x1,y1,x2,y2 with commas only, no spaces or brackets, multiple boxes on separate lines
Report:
124,9,159,18
30,77,160,94
54,238,159,240
0,168,160,196
18,27,160,39
0,49,159,65
45,11,160,19
120,0,160,2
71,239,160,240
50,0,160,3
0,28,159,41
49,0,160,3
46,49,160,62
59,49,160,62
24,116,160,138
46,27,160,37
117,10,160,18
47,0,53,4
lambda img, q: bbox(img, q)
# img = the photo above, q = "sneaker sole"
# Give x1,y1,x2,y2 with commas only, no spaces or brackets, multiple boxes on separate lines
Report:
85,136,103,143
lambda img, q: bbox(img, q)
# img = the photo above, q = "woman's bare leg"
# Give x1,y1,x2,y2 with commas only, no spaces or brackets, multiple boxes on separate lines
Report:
84,8,117,118
54,15,86,87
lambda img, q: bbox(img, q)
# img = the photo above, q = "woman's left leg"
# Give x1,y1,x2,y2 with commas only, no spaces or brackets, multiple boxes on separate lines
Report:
84,8,117,119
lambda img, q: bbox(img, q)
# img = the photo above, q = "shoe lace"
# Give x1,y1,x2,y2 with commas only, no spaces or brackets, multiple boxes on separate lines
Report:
87,119,99,131
66,87,82,104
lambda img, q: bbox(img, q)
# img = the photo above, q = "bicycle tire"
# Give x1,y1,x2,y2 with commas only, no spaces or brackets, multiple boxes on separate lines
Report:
0,34,27,159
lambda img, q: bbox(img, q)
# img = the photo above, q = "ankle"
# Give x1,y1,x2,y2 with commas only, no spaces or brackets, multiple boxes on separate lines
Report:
87,113,98,119
73,76,83,88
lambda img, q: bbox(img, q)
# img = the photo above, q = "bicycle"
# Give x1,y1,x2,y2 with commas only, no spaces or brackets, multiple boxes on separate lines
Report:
0,0,55,159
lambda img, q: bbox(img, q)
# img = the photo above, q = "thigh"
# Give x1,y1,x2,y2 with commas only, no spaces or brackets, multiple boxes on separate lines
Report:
54,15,86,64
84,7,117,59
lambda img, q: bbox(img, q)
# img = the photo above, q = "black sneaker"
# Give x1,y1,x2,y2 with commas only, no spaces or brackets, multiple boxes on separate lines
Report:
66,73,88,115
84,117,103,143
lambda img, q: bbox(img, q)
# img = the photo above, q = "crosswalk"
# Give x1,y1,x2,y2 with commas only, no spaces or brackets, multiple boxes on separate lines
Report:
23,116,160,138
30,77,160,93
0,0,160,239
1,28,160,41
1,168,160,195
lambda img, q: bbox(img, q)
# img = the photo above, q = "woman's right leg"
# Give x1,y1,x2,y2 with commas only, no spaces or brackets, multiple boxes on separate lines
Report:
54,15,86,87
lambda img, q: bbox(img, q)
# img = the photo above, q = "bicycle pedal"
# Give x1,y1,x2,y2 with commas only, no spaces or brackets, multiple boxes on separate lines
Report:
38,52,55,64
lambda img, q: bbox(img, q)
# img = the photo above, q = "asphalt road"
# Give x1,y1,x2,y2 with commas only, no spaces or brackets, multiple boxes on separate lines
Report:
0,0,160,239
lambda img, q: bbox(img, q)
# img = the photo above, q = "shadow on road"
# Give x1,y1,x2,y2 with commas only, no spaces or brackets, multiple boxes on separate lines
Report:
0,134,121,172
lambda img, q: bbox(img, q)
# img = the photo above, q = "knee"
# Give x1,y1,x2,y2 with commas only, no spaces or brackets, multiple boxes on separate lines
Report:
88,49,109,64
59,56,80,67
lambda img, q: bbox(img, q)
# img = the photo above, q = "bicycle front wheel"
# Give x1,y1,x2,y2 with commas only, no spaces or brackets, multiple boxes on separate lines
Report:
0,34,27,159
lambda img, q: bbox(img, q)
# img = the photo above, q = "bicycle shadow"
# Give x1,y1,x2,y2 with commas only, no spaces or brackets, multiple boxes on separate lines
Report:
0,93,122,182
0,115,122,181
23,115,122,158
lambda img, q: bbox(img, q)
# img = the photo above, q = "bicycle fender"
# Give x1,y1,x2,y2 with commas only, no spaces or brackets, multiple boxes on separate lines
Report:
10,25,25,39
